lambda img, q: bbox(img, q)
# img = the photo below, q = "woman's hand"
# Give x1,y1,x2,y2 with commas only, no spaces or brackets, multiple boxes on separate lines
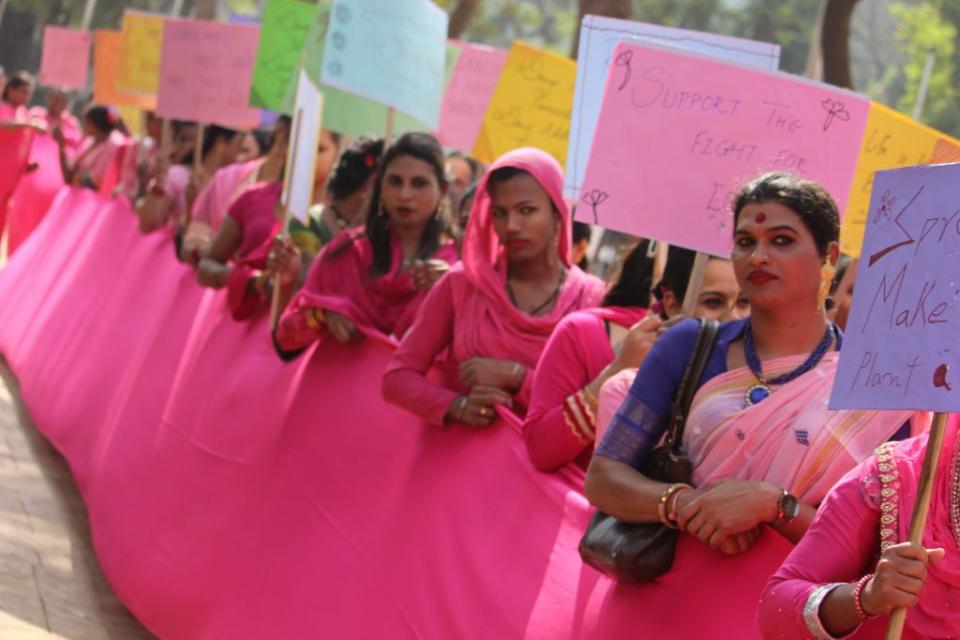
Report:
325,309,361,344
459,357,524,392
51,125,65,146
266,237,301,289
410,259,450,291
675,479,782,550
860,543,945,616
447,386,513,427
612,315,661,370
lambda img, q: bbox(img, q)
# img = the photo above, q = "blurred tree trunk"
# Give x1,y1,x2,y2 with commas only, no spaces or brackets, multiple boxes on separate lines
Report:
570,0,633,58
448,0,481,39
821,0,860,88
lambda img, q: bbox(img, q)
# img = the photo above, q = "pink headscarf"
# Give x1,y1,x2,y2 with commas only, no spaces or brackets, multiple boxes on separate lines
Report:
451,147,604,368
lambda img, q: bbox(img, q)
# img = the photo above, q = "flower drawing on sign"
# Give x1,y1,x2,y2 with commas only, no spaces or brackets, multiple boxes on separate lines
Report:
581,189,608,224
334,4,351,25
615,50,633,91
332,31,347,51
328,61,343,78
820,98,850,132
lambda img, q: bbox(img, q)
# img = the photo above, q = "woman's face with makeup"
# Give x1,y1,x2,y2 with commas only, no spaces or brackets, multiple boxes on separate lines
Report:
693,258,750,321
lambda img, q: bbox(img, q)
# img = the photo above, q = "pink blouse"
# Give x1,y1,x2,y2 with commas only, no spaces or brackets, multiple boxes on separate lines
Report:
227,181,281,259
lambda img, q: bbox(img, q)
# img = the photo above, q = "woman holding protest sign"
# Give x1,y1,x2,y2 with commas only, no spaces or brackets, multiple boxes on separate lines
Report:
195,126,339,289
380,147,605,426
273,132,457,353
524,242,749,472
582,172,927,637
226,135,384,321
758,416,960,639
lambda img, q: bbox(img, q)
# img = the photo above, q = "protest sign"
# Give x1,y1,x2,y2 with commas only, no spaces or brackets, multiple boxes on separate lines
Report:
283,69,324,223
93,31,156,110
117,11,165,95
156,19,261,129
578,41,868,256
831,163,960,412
249,0,315,112
565,15,781,198
437,42,508,152
472,42,576,166
39,27,91,90
320,0,448,128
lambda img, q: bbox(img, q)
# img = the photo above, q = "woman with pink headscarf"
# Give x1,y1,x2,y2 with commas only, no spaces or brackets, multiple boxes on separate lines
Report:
381,147,605,426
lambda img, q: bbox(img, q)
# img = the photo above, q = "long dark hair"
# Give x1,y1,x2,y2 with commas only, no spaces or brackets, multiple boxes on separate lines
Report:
1,71,32,103
652,244,696,315
602,239,654,308
84,105,119,135
364,132,447,276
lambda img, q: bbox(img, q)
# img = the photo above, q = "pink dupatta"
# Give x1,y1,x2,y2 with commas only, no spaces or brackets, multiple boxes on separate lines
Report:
191,158,263,231
685,352,928,502
455,147,605,367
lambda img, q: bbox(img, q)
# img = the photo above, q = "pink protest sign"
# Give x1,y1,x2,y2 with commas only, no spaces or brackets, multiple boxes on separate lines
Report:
578,41,869,256
831,163,960,412
436,42,508,152
39,27,91,90
156,19,261,128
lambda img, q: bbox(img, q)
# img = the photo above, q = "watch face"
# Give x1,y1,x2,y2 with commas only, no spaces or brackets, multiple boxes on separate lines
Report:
782,493,800,519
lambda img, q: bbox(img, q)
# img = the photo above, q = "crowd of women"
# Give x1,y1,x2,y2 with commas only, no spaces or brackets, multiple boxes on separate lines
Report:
1,66,957,640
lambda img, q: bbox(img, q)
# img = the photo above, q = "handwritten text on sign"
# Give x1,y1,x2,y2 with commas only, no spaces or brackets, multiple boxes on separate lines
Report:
117,11,164,96
578,41,868,256
320,0,448,128
831,163,960,412
156,19,261,129
472,42,576,166
564,15,781,198
40,27,91,90
437,42,508,153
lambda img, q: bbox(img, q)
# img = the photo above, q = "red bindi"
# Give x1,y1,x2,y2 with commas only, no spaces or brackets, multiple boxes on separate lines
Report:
755,212,767,223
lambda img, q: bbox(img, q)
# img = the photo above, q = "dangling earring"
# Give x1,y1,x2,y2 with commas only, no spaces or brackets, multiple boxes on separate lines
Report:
817,262,836,310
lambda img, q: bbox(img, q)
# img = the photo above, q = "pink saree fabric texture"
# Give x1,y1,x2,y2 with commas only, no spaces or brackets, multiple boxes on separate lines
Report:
7,131,65,254
0,187,752,639
0,127,34,243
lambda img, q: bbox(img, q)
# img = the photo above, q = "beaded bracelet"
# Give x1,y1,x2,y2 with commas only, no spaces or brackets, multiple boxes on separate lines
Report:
852,573,878,620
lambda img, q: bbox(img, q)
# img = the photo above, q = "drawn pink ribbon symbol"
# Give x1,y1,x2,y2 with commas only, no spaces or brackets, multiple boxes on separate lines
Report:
615,50,633,91
820,98,850,132
582,189,609,224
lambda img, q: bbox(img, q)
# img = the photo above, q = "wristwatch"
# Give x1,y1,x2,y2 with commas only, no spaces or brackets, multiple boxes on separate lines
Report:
773,489,800,526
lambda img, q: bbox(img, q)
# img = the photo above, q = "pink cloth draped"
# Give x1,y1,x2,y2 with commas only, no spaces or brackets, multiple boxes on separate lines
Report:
228,181,282,258
0,127,34,242
524,306,647,472
383,148,605,426
760,420,960,639
0,102,27,122
29,107,83,159
0,187,728,639
596,366,637,443
74,130,137,199
7,131,65,255
192,158,263,231
224,219,281,321
278,228,459,343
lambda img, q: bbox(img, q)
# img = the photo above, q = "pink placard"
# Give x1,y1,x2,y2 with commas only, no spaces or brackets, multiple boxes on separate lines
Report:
39,27,91,90
578,41,869,256
436,42,508,152
156,19,261,128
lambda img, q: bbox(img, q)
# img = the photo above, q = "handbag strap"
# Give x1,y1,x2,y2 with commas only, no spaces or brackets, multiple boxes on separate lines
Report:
664,319,720,451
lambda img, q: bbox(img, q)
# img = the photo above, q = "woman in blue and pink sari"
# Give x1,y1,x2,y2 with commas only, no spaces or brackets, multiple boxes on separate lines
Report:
583,172,929,638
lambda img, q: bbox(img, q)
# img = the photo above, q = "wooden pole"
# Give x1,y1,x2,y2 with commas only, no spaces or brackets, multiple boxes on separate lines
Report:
912,48,936,122
269,106,303,330
680,252,708,317
652,241,669,284
385,107,396,147
80,0,98,30
0,0,9,35
884,411,951,639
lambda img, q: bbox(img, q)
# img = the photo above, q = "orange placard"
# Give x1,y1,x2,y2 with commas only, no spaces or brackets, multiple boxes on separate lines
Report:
93,30,156,110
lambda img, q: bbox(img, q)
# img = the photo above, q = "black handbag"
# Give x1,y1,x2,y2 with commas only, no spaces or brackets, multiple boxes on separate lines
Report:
578,319,720,583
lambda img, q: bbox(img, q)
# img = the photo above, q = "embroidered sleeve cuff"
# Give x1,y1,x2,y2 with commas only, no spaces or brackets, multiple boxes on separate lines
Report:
803,583,858,640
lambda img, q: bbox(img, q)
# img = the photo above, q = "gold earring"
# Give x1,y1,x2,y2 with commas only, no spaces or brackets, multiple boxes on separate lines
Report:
817,262,836,310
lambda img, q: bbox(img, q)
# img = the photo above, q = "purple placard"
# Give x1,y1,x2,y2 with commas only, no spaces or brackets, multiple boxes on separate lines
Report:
831,162,960,411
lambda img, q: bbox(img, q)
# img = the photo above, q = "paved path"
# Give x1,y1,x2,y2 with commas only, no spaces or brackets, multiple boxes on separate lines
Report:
0,364,153,639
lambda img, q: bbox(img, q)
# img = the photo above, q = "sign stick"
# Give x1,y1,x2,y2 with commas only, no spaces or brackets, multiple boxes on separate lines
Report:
884,411,951,640
269,106,304,330
81,0,98,30
680,251,708,317
385,107,396,147
652,241,669,284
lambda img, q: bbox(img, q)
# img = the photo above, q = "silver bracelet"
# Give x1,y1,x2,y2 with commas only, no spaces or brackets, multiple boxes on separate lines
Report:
803,583,855,640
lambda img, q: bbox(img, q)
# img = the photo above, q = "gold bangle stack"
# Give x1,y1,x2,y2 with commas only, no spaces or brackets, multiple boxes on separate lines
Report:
658,483,692,529
304,307,324,330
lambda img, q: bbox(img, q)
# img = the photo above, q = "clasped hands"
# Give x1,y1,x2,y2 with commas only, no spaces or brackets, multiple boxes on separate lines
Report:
447,358,526,427
672,478,783,555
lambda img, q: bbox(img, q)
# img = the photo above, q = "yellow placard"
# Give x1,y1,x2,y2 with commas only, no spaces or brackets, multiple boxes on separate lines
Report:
841,102,960,256
116,11,165,96
472,42,575,167
93,30,156,110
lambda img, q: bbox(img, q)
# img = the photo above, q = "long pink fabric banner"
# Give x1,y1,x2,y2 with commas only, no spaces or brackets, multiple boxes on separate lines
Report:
0,190,781,638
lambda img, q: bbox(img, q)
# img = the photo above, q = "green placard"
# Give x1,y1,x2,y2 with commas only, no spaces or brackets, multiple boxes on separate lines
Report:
249,0,316,112
281,3,461,138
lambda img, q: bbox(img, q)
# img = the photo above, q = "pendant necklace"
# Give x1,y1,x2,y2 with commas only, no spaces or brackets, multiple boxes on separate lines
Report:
743,323,836,406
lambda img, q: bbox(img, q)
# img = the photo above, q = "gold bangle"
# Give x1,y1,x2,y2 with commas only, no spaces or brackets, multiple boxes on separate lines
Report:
304,307,323,330
658,483,692,528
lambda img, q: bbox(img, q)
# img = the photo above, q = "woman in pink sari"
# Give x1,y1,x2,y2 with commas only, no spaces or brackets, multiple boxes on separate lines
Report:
0,73,36,244
0,72,32,123
273,133,458,354
381,147,605,425
758,420,960,639
55,105,136,199
180,119,287,266
583,173,928,638
29,88,82,159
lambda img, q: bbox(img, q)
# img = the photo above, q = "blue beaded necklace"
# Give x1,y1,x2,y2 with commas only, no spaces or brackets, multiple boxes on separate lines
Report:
743,323,837,406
